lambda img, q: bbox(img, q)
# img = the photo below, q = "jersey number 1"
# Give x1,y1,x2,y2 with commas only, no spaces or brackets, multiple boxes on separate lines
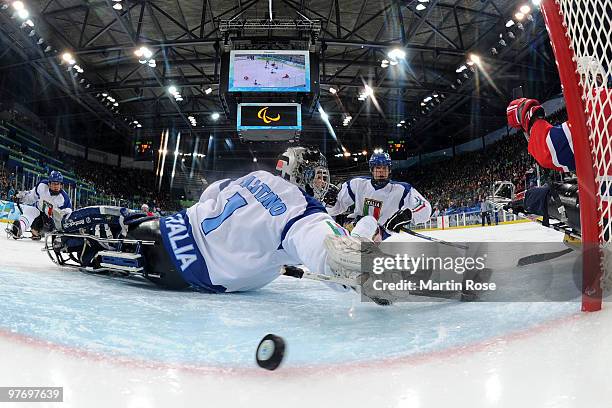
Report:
201,192,248,235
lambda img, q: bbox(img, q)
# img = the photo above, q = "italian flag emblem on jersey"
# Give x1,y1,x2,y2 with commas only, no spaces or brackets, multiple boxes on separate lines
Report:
363,198,383,219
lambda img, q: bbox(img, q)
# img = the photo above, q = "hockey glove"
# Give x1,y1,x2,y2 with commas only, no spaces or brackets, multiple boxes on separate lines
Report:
384,208,413,233
323,183,340,207
507,98,545,138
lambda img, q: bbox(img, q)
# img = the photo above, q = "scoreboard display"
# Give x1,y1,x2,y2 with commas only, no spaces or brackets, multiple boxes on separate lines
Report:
134,139,154,161
237,103,301,131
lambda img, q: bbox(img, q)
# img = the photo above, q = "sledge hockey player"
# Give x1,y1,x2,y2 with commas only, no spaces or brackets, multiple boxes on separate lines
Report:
505,56,610,237
10,170,72,240
325,151,432,241
47,147,380,301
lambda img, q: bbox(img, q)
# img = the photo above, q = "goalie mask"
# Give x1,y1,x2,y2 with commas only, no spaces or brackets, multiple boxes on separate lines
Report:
576,55,607,87
276,147,330,201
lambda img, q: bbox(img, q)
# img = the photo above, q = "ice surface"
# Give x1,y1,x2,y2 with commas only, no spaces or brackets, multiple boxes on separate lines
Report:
0,222,610,407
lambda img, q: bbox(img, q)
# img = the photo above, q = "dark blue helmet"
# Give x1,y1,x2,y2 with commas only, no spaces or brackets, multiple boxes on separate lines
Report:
369,152,392,170
369,152,392,188
49,170,64,183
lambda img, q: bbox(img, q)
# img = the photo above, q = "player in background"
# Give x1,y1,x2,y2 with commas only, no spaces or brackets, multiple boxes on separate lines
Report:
10,170,72,240
325,152,432,241
141,204,154,216
51,147,370,298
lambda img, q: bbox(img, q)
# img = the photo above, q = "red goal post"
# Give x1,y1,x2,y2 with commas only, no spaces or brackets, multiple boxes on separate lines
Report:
540,0,612,311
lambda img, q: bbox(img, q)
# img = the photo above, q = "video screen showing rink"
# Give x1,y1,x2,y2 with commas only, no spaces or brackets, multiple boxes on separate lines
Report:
228,51,309,92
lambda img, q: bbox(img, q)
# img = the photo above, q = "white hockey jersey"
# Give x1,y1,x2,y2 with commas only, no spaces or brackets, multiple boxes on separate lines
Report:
20,180,73,216
327,177,432,226
159,170,347,293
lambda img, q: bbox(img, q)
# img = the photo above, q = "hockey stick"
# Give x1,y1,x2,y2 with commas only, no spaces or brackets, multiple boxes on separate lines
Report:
400,228,469,250
281,265,360,290
516,248,574,267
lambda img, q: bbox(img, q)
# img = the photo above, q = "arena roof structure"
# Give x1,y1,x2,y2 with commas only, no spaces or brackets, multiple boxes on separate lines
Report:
0,0,560,160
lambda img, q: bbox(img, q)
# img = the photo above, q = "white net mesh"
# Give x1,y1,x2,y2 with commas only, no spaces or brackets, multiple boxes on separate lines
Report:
557,0,612,242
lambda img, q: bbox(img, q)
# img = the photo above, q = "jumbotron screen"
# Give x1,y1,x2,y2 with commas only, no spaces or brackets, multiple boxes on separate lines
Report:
228,50,310,92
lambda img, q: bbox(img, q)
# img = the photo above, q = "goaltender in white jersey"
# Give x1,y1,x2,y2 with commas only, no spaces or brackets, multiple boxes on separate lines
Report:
326,152,431,240
157,147,354,293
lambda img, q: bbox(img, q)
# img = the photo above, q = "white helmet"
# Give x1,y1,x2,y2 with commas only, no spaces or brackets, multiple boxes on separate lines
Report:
141,204,149,212
276,146,330,201
576,55,607,85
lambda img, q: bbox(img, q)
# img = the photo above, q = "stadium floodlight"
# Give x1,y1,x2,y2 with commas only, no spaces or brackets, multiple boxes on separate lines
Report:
16,8,28,19
112,3,122,10
396,123,402,127
62,52,75,65
469,53,481,64
505,20,515,28
37,37,44,44
416,3,426,11
329,87,337,94
253,157,257,163
514,12,524,20
400,120,405,124
531,0,541,5
387,48,406,61
11,1,24,10
168,86,177,94
343,152,351,157
136,123,142,128
520,4,531,14
456,65,467,73
24,19,34,27
141,47,152,59
211,112,220,121
364,85,374,97
204,87,213,94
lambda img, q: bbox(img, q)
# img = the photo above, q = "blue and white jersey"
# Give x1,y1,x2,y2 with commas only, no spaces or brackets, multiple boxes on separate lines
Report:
160,170,346,293
327,177,432,226
21,179,72,216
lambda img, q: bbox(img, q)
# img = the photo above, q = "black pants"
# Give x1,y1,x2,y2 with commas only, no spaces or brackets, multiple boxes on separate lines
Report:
126,219,190,290
481,211,491,226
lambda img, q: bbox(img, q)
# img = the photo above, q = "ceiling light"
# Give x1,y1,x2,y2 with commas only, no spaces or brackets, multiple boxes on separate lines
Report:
211,112,220,121
112,3,122,10
204,87,213,94
514,12,524,20
387,48,406,60
531,0,541,5
520,5,531,14
329,87,337,94
416,3,426,11
505,20,515,28
168,86,177,94
11,1,24,10
469,53,481,64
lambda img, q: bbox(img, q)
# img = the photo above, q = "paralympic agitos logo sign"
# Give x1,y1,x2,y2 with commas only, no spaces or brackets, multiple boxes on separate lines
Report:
257,107,281,124
239,104,300,129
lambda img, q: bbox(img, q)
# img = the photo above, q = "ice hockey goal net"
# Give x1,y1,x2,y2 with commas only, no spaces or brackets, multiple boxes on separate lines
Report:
541,0,612,311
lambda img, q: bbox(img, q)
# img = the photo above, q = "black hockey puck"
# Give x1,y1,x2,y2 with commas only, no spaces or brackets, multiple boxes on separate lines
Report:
256,334,285,371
